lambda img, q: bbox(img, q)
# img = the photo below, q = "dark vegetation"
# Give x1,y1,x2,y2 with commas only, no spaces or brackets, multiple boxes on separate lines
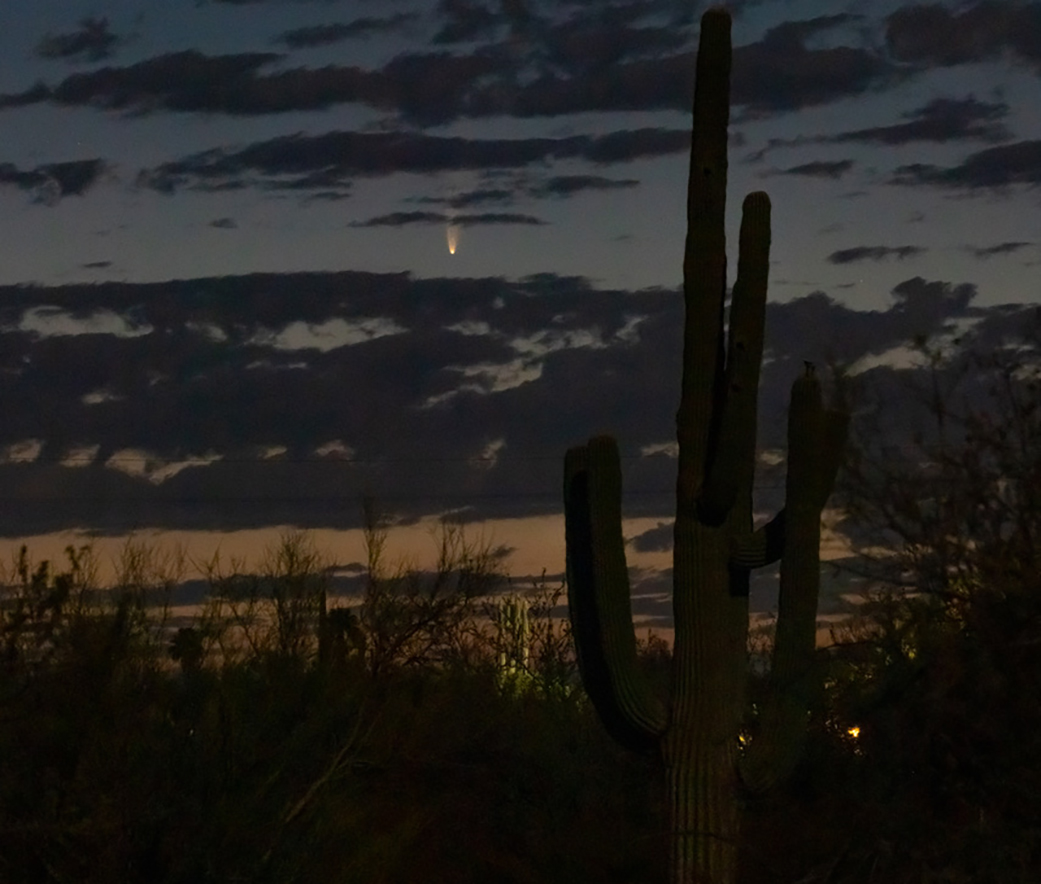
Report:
1,333,1039,883
0,516,666,884
788,334,1041,883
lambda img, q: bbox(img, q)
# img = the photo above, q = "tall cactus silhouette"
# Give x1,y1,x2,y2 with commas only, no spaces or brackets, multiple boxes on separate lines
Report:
563,9,848,884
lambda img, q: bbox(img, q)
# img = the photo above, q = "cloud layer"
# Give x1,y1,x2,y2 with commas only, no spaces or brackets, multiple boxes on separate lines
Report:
0,269,1032,537
3,0,1039,217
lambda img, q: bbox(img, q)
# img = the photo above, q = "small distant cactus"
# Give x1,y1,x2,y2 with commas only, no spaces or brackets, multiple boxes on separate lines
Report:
318,605,367,669
563,9,848,884
495,594,531,688
170,626,205,674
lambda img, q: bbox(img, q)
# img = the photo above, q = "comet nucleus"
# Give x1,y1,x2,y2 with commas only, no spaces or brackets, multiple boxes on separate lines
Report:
447,224,460,255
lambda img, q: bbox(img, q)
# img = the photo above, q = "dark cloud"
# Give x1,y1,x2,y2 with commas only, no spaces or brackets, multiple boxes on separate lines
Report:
826,245,925,264
747,95,1012,162
759,13,862,46
416,174,640,208
434,0,502,44
629,521,673,553
414,188,515,209
889,276,977,326
963,241,1034,259
0,158,107,204
377,49,507,124
0,82,50,110
4,46,510,125
301,189,352,203
264,169,353,196
138,129,687,195
834,96,1011,146
447,8,892,121
441,211,546,227
13,51,284,114
3,9,895,125
530,175,640,196
890,140,1041,189
760,280,979,381
501,0,538,37
82,261,112,270
581,128,689,162
40,160,108,198
205,0,354,4
540,15,690,77
0,268,1026,537
468,51,695,117
0,270,677,534
886,1,1041,71
36,16,120,62
12,45,509,125
274,14,418,48
444,0,700,118
348,211,544,227
209,217,238,229
732,14,895,116
772,160,854,179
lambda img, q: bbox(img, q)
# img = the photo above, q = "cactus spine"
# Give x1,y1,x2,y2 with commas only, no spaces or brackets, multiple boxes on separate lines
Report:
563,9,848,884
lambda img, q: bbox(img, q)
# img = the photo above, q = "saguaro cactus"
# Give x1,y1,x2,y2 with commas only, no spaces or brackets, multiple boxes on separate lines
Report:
496,594,531,680
563,9,848,884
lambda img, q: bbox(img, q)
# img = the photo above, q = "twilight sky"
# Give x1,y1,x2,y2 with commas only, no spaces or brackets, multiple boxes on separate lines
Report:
1,0,1040,622
4,0,1041,298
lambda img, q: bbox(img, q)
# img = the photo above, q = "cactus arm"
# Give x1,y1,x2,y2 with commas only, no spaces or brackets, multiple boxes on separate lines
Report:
739,369,849,792
564,437,668,754
729,509,785,570
700,192,772,525
677,8,732,520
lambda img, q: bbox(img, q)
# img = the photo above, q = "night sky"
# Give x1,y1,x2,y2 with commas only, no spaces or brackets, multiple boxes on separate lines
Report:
1,0,1039,623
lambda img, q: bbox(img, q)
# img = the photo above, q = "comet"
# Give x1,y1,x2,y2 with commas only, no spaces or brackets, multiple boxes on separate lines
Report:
447,224,460,255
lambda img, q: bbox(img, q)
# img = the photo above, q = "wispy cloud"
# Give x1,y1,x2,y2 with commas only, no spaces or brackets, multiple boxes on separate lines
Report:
890,141,1041,190
36,16,121,62
746,96,1011,162
0,159,106,205
529,175,640,197
962,241,1034,259
732,14,894,116
886,1,1041,72
414,174,639,209
4,7,900,126
826,245,925,264
138,129,687,196
769,159,854,179
349,211,545,228
433,0,502,45
274,14,418,48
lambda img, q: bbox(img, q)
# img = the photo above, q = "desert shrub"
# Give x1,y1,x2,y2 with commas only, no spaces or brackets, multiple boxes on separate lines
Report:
766,331,1041,883
0,527,670,884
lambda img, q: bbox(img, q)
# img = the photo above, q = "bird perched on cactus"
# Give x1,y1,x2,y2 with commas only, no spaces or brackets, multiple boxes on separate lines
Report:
563,8,848,884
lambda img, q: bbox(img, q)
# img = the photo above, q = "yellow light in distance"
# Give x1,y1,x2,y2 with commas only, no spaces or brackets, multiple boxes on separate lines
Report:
447,224,460,255
847,726,861,739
